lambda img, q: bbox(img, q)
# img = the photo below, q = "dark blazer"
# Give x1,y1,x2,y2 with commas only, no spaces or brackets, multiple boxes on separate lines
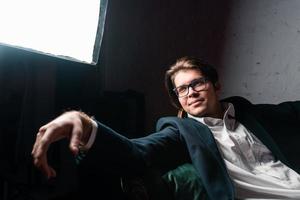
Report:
88,96,300,200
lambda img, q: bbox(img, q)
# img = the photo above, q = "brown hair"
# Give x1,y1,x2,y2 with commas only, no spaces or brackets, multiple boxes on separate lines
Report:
165,56,219,112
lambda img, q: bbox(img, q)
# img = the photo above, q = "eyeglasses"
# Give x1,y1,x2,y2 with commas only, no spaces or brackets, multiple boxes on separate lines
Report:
173,77,208,98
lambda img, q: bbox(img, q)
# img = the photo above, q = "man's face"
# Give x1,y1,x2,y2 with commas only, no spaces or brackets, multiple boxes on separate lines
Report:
173,69,222,118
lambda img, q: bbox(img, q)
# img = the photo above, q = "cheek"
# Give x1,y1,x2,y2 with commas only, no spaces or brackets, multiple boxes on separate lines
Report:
178,98,187,108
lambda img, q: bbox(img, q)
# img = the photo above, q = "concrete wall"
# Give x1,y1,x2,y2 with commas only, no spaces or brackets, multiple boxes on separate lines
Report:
220,0,300,104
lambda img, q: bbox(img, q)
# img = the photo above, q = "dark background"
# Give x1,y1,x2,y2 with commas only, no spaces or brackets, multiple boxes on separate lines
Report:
0,1,229,199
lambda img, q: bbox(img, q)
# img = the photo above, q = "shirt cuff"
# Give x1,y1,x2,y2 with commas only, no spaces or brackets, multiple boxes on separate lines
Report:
82,118,98,150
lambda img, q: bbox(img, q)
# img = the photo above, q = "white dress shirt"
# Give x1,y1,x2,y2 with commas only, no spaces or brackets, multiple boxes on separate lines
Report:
189,103,300,199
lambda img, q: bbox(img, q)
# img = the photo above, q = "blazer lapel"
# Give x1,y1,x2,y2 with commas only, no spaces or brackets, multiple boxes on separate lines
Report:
178,118,235,199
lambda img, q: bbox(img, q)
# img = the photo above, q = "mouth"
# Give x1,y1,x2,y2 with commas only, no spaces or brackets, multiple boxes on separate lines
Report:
188,98,204,106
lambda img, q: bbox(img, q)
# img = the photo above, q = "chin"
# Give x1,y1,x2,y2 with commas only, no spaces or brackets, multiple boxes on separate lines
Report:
190,110,206,117
189,106,205,116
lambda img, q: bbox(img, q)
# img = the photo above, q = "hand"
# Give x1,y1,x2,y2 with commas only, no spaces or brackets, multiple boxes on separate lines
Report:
31,111,93,179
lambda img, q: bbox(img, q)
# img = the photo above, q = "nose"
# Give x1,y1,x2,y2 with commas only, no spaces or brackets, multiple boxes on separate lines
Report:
188,86,199,97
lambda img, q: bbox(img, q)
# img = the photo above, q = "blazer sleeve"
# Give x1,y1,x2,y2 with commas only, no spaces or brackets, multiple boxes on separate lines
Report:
82,120,190,176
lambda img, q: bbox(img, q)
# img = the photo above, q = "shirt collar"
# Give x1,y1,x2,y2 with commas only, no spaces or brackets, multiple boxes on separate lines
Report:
188,102,237,131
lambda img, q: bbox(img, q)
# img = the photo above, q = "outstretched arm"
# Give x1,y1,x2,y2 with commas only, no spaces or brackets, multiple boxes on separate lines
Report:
32,112,189,179
31,111,94,178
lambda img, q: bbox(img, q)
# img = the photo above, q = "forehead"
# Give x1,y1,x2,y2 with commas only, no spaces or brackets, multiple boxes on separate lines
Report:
173,69,204,87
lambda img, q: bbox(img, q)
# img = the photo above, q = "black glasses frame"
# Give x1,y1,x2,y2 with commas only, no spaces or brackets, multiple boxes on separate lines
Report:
173,77,208,98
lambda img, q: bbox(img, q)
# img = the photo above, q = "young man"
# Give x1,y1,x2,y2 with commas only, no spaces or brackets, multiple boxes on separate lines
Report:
32,57,300,199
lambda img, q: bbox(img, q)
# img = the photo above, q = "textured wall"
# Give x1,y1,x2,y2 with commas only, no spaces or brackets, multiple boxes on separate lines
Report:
220,0,300,104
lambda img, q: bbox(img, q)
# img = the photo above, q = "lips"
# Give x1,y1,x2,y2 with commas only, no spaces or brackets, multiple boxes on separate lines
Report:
188,98,204,106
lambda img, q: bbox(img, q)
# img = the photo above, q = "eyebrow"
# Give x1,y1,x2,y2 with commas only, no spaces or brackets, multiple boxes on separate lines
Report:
177,77,205,87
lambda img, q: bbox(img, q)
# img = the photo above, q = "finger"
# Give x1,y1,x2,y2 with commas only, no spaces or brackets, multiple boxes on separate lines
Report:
32,127,56,176
39,123,51,132
33,128,51,158
32,122,53,155
33,154,56,179
32,131,42,155
69,120,83,155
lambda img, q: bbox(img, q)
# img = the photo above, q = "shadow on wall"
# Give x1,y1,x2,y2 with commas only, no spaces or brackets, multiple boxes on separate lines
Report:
102,0,232,131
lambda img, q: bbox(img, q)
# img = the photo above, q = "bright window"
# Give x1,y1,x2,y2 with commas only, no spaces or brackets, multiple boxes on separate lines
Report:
0,0,107,65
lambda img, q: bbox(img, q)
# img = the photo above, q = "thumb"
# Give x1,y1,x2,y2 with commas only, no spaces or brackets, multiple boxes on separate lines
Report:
69,126,82,156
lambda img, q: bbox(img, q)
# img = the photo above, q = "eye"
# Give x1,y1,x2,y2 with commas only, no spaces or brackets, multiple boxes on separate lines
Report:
190,78,207,91
176,86,187,94
193,80,205,87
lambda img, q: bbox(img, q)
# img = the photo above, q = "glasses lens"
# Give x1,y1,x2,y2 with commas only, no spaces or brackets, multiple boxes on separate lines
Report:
191,78,207,92
174,86,188,97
